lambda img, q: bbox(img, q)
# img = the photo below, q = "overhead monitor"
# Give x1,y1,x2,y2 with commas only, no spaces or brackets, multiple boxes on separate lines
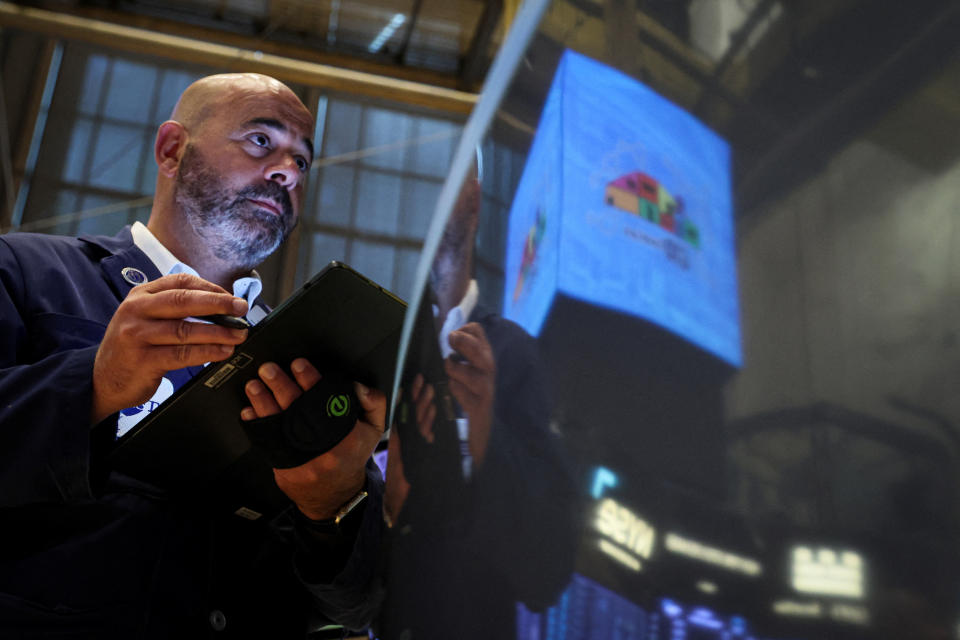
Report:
503,49,741,366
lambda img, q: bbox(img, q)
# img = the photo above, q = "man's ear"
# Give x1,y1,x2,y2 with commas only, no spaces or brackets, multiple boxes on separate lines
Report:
155,121,187,178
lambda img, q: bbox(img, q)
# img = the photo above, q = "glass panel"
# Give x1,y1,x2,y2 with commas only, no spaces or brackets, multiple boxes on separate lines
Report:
361,107,413,171
393,246,420,301
399,178,441,239
409,116,458,178
88,122,147,191
354,169,402,235
26,187,81,235
74,193,128,236
61,117,94,184
138,138,158,195
476,196,505,267
494,143,513,201
307,231,348,275
350,239,395,288
103,59,156,123
323,99,362,158
314,164,356,228
77,54,108,116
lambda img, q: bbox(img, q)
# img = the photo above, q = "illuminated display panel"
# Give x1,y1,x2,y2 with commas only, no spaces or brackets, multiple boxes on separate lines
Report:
664,532,762,577
588,467,763,579
790,546,865,599
594,497,656,571
517,582,773,640
516,573,648,640
503,50,741,366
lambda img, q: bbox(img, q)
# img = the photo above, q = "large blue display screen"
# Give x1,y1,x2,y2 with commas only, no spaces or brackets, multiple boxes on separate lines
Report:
503,50,741,366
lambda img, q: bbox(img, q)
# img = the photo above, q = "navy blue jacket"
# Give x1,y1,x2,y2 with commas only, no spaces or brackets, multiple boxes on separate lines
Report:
0,227,382,638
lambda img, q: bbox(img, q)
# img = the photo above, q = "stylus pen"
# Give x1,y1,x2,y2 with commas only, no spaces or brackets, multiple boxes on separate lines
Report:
193,314,251,330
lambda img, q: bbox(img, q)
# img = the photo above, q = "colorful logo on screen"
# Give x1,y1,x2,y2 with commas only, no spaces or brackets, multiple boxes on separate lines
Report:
604,172,699,248
512,205,547,303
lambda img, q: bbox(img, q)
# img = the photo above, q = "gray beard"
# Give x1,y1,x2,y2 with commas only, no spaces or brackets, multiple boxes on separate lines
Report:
174,145,296,270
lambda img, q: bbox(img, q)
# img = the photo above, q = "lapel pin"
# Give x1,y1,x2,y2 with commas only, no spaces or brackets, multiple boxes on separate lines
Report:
121,267,148,286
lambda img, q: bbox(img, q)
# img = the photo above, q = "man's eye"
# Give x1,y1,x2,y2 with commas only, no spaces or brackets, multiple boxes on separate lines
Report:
295,157,310,172
249,133,269,147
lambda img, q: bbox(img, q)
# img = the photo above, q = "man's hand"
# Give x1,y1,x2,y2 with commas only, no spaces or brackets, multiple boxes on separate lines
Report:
445,322,496,466
383,428,410,526
409,373,437,444
241,358,386,521
91,273,249,424
383,373,435,525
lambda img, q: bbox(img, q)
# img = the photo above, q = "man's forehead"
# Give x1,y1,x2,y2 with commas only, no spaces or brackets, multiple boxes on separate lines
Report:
182,74,314,149
222,90,313,140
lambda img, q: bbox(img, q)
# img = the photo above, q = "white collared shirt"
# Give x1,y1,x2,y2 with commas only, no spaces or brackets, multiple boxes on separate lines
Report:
130,221,267,324
436,279,478,359
434,279,479,479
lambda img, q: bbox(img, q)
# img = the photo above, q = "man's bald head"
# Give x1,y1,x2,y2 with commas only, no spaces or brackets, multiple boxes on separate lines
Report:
170,73,309,133
148,72,315,285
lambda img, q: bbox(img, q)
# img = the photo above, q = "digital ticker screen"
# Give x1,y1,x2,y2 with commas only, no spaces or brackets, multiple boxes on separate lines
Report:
503,50,741,366
517,577,770,640
516,573,647,640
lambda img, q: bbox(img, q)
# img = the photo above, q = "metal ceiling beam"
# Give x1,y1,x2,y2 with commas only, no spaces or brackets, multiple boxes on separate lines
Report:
460,0,504,90
53,2,461,87
727,402,958,465
691,0,780,117
393,0,424,64
0,2,477,114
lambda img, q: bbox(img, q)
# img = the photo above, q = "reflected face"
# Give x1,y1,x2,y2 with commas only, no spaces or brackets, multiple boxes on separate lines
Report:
437,177,481,258
174,80,314,268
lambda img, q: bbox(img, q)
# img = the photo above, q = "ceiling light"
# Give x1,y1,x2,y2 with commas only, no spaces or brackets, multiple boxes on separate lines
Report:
368,14,406,53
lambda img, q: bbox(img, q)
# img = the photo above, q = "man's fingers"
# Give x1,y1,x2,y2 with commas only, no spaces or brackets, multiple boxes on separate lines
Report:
139,272,231,295
135,319,247,346
448,327,494,371
257,362,303,411
412,382,436,443
444,358,489,390
419,403,436,443
289,358,322,391
448,377,482,408
355,383,387,433
245,379,283,417
384,429,410,524
138,288,248,320
415,383,435,425
129,273,248,319
151,343,236,370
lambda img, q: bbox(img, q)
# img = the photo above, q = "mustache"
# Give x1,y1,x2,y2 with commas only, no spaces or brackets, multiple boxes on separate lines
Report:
237,182,294,220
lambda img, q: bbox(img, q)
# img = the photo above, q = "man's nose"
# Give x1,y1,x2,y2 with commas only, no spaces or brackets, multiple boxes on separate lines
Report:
265,155,300,189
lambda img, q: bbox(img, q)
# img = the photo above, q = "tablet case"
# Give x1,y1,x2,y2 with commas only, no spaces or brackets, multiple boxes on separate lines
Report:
107,261,406,521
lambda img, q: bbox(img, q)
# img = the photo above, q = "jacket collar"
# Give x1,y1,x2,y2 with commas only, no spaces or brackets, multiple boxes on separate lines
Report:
78,225,272,318
80,226,162,301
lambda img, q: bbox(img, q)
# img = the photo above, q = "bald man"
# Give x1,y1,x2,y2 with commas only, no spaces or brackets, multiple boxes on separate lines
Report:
0,74,384,637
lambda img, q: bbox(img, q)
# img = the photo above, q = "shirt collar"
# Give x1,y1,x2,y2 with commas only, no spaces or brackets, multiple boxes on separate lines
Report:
130,221,263,309
437,279,478,359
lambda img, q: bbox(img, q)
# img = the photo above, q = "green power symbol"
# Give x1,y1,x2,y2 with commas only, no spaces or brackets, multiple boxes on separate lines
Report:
327,394,350,417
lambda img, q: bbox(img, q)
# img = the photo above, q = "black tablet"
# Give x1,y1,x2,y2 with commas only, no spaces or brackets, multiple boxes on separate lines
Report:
107,261,406,520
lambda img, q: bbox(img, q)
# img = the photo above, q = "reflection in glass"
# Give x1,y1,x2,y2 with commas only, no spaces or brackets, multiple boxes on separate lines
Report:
379,146,579,639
